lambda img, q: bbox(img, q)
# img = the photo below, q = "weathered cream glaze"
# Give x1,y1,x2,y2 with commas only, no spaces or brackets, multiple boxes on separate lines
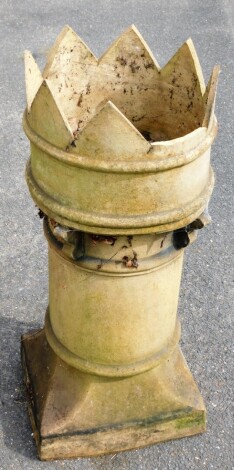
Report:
24,119,216,235
22,25,219,460
22,331,206,459
22,227,206,459
23,25,219,235
46,230,183,372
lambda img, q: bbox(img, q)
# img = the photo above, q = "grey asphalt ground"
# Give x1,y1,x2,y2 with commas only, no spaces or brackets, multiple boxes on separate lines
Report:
0,1,233,469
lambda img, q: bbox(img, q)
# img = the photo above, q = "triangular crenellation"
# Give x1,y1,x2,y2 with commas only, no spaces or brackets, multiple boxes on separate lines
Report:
24,50,43,111
43,25,97,78
73,101,151,159
161,39,205,96
24,26,218,147
202,65,220,129
28,80,73,149
42,25,97,122
157,39,206,133
99,24,160,72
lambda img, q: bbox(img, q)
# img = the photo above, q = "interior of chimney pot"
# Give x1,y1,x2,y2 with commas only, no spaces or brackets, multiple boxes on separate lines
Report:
109,83,201,141
72,85,202,143
108,96,200,142
132,116,199,142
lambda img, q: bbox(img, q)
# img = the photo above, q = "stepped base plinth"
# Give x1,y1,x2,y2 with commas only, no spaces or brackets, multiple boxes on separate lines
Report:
21,328,206,460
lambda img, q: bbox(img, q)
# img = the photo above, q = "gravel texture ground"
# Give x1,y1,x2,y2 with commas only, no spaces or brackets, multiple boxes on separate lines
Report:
0,1,233,469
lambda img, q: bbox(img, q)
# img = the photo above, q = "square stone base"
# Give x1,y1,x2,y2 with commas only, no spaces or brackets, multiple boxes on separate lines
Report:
21,329,206,460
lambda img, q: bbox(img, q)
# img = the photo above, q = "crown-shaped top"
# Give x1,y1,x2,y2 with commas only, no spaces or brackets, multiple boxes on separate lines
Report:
24,25,219,157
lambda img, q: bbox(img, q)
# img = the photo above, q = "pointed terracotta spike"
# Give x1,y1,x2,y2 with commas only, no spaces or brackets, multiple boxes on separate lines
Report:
43,25,97,78
99,24,160,72
24,50,43,111
43,25,70,76
42,25,97,121
27,80,73,148
157,39,206,131
73,101,151,159
161,39,206,96
202,65,220,128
